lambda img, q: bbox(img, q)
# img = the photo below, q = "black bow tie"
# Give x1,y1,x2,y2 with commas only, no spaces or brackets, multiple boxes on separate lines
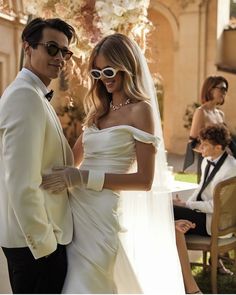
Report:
207,159,216,167
45,90,54,101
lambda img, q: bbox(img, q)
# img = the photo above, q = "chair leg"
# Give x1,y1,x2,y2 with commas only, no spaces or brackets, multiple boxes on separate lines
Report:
211,251,218,294
203,251,207,270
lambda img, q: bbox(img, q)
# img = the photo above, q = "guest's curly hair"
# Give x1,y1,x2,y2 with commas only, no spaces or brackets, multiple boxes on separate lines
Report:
199,124,231,149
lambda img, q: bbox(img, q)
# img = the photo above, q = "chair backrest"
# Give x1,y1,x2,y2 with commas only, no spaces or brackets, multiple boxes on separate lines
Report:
211,176,236,237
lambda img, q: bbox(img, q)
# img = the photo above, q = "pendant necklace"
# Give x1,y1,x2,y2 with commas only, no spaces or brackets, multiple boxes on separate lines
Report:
110,98,131,111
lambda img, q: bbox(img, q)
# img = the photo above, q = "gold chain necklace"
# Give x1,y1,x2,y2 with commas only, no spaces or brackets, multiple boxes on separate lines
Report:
110,98,131,111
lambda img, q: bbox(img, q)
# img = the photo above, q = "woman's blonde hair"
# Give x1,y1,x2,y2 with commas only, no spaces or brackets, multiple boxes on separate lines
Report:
84,33,150,127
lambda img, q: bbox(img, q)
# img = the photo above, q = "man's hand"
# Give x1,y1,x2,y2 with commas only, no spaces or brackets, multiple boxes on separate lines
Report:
175,219,196,234
173,194,186,207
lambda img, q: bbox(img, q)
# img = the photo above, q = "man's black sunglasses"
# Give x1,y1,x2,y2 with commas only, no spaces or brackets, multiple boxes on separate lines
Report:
33,42,73,60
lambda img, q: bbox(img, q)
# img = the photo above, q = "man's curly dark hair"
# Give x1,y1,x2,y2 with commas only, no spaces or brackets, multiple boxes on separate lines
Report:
199,124,231,150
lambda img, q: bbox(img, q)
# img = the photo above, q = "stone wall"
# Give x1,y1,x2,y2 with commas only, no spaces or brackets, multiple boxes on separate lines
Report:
0,17,24,94
148,0,236,154
0,0,26,94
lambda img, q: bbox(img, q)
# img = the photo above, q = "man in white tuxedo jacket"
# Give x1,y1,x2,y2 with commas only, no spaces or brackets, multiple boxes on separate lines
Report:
0,18,76,293
174,124,236,236
173,124,236,276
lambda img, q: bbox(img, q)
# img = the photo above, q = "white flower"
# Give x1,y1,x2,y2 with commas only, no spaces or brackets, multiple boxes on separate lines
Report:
112,4,126,16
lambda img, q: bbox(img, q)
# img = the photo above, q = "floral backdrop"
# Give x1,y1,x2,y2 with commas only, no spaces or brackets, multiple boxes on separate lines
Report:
23,0,152,64
21,0,153,145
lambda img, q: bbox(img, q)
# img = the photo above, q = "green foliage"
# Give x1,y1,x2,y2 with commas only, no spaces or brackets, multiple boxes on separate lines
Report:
57,101,85,147
192,252,236,294
183,102,200,130
174,172,198,183
153,74,164,120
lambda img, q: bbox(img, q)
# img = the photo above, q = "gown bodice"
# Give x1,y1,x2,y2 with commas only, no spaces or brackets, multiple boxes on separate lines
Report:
80,124,159,173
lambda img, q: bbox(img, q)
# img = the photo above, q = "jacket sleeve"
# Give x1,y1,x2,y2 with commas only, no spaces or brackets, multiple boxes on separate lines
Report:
186,198,214,214
1,87,57,259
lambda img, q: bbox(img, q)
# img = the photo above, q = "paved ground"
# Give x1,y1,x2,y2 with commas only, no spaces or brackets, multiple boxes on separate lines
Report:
0,153,198,294
167,152,197,174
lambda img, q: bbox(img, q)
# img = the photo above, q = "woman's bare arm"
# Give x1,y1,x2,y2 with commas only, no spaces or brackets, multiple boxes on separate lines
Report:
103,101,156,191
189,108,205,139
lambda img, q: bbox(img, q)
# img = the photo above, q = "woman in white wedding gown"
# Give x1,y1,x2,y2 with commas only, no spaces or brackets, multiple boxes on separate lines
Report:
42,33,185,294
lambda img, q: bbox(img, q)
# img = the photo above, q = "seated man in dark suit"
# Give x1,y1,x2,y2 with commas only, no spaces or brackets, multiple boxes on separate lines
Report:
174,124,236,278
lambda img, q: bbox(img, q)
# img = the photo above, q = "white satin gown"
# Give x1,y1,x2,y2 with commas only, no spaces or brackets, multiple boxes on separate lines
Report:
63,125,185,294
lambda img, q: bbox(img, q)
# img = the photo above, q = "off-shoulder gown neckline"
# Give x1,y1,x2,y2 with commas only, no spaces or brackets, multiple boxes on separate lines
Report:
92,123,155,136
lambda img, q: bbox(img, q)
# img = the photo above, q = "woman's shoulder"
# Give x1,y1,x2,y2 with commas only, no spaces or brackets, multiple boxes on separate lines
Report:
131,100,152,114
193,106,205,119
196,105,205,113
130,100,154,134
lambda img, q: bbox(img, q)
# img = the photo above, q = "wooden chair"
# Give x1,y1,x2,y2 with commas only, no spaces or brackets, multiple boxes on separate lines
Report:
185,176,236,294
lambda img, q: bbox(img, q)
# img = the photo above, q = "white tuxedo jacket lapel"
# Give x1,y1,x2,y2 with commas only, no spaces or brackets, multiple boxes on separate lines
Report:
16,71,70,166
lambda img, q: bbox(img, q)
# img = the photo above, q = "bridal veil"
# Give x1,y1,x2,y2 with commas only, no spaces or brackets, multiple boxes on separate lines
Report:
114,40,185,294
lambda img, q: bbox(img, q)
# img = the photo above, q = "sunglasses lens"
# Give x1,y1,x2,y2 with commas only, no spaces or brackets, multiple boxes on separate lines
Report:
216,87,227,92
90,70,101,79
47,44,59,56
90,68,117,79
103,68,116,78
61,50,73,60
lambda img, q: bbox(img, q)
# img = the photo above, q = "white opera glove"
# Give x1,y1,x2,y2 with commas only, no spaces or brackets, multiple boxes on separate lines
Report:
41,166,83,194
41,166,105,194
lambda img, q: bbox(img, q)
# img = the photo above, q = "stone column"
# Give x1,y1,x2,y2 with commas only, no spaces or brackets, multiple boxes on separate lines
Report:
165,0,208,153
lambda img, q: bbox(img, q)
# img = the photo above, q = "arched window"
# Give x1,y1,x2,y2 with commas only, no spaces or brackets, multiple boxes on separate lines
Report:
216,0,236,73
229,0,236,27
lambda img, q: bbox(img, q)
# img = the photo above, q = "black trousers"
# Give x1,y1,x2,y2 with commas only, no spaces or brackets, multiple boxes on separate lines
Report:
174,205,209,236
2,244,67,294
